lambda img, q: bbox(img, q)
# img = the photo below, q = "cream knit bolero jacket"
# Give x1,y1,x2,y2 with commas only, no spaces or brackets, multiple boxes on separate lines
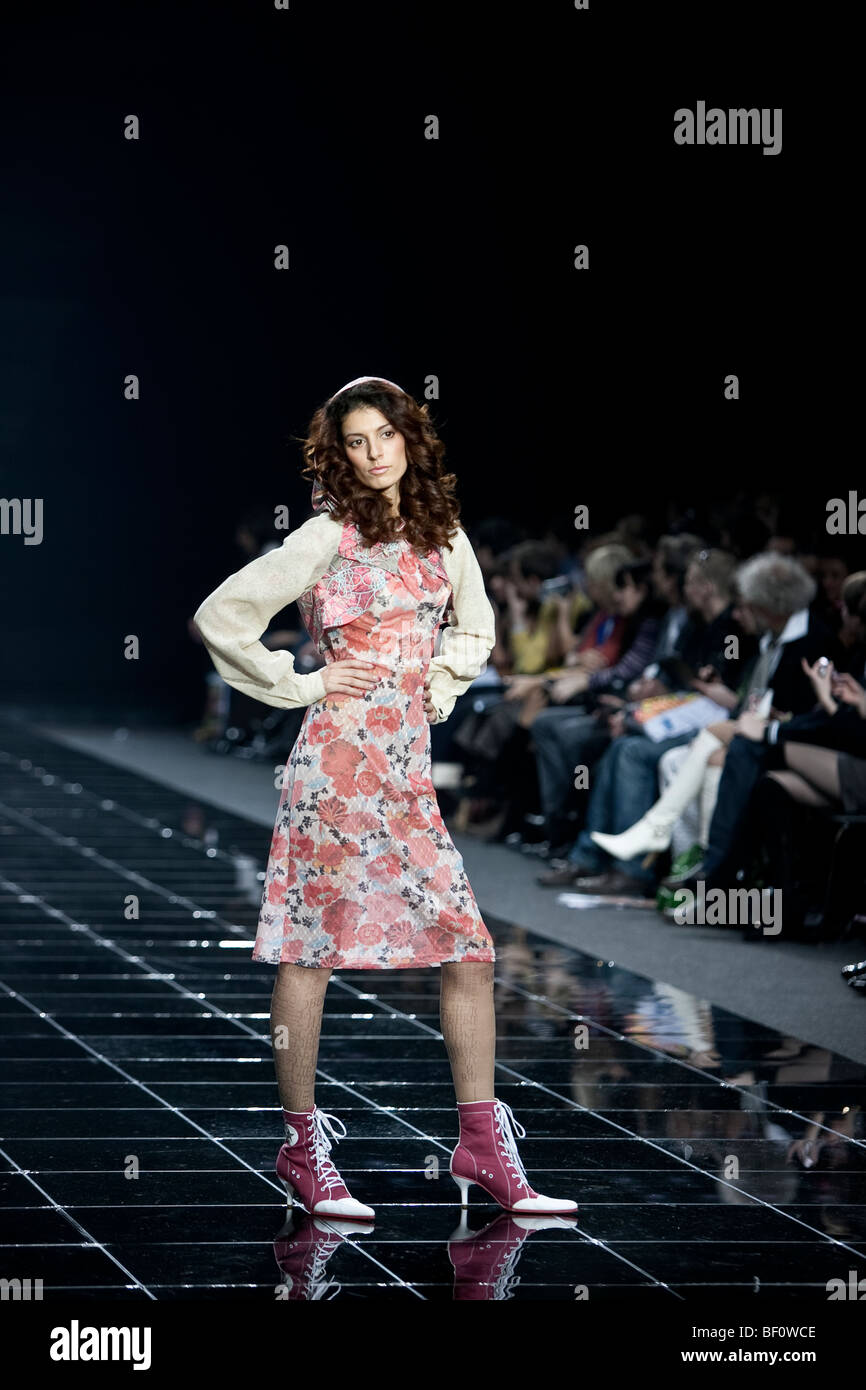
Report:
193,511,497,724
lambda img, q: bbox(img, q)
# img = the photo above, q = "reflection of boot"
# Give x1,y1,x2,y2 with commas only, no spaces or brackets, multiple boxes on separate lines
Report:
273,1211,372,1300
590,727,725,865
448,1210,576,1300
450,1099,578,1215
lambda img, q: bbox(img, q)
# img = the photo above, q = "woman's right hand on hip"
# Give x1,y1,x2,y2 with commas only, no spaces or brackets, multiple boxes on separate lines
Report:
320,659,381,696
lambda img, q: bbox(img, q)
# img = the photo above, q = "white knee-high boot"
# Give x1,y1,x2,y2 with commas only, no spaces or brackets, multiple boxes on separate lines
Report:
659,745,701,858
590,726,727,863
698,763,723,846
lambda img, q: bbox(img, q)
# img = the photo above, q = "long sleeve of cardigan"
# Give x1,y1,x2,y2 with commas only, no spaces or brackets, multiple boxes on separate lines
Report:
192,512,343,710
426,527,497,723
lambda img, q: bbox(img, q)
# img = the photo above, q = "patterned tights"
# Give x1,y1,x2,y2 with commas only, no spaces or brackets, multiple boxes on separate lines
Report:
269,960,496,1111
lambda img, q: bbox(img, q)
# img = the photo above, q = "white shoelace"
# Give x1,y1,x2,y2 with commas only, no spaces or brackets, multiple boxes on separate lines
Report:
493,1245,524,1300
309,1241,343,1300
493,1100,532,1194
310,1110,348,1194
310,1276,342,1300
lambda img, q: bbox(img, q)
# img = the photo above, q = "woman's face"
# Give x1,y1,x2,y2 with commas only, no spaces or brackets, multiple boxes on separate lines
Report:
651,551,675,602
341,405,408,507
683,561,705,610
614,577,645,616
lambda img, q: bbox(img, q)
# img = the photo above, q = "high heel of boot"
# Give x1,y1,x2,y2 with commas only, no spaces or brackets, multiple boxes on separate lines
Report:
452,1173,473,1207
641,850,659,870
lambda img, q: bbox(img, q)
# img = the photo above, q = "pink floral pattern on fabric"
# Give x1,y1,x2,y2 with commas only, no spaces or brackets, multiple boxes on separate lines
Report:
253,520,494,969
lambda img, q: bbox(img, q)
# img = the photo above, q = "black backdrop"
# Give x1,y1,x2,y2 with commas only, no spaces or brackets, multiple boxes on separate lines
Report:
0,1,849,720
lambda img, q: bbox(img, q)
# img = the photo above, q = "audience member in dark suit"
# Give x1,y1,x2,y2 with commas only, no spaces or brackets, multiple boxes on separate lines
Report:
663,570,866,894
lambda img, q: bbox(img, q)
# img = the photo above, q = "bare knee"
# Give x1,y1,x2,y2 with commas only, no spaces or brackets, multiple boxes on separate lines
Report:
441,960,495,990
273,962,332,992
707,748,726,767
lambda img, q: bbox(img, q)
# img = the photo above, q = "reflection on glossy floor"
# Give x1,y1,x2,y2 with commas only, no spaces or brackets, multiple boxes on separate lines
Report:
1,718,865,1301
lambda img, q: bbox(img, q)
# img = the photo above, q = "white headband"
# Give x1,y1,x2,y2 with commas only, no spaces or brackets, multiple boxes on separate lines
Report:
327,374,406,404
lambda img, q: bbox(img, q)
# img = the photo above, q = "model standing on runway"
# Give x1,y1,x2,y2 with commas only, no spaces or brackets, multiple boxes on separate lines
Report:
194,376,577,1221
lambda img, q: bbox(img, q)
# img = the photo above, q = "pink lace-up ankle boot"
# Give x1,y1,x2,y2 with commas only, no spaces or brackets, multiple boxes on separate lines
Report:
450,1098,578,1216
276,1106,375,1221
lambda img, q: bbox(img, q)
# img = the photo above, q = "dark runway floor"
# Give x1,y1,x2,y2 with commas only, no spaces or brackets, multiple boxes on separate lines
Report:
1,716,865,1303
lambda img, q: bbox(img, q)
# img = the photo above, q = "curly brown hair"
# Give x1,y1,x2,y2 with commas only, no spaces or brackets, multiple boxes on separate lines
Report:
296,379,462,554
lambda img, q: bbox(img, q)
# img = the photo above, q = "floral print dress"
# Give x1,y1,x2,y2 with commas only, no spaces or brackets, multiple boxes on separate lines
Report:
252,518,496,969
